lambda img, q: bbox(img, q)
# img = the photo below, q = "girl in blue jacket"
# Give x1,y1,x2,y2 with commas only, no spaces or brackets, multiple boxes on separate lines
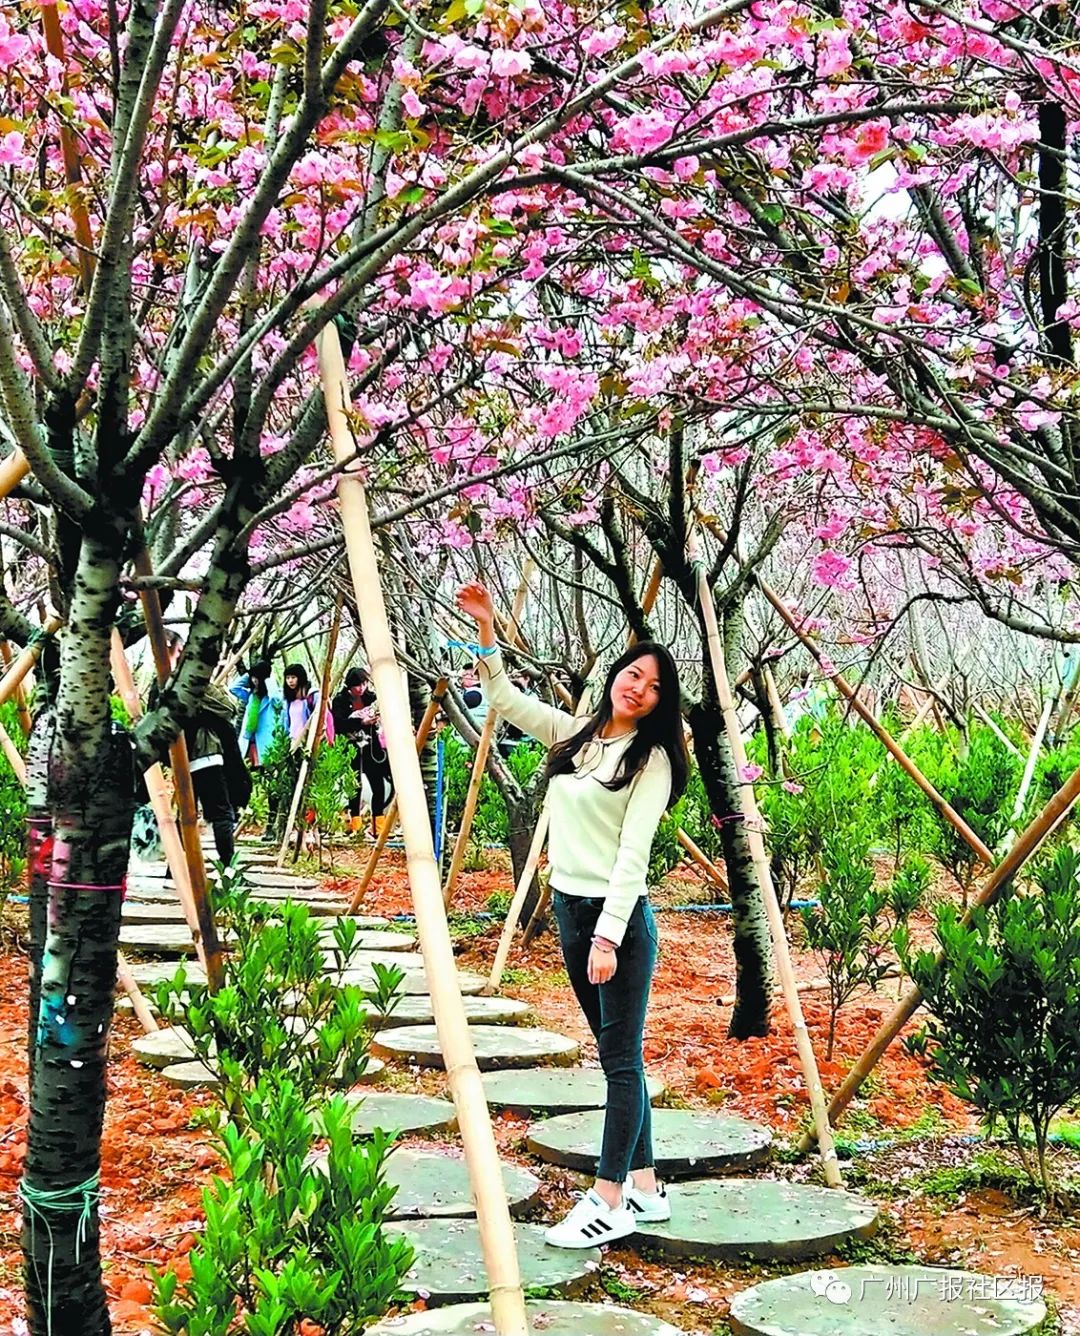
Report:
231,661,284,767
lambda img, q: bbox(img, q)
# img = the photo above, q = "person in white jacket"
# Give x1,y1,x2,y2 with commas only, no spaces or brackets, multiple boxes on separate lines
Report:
457,581,689,1250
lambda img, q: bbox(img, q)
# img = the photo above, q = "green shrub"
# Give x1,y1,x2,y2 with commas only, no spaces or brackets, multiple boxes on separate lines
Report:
917,724,1023,896
800,825,892,1058
307,735,360,839
151,868,411,1333
442,731,544,845
897,844,1080,1200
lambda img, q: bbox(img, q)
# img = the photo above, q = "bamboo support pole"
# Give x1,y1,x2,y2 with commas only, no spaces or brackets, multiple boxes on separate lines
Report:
628,559,664,647
693,544,843,1188
763,666,791,742
444,567,534,908
695,512,994,868
443,710,498,908
115,955,160,1033
521,878,552,945
319,323,527,1335
896,674,949,743
109,633,209,973
0,619,62,708
277,597,343,866
133,554,225,993
972,702,1023,757
0,641,33,737
486,801,552,993
676,828,728,894
0,720,26,782
1010,696,1052,825
797,758,1080,1153
345,679,448,915
0,450,30,498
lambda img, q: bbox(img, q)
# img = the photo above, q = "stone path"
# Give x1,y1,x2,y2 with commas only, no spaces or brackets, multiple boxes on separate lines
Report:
388,1220,597,1304
372,1024,579,1071
122,845,1048,1336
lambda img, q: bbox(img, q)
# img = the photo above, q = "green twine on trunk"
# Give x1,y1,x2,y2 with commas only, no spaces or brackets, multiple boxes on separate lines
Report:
19,1172,100,1336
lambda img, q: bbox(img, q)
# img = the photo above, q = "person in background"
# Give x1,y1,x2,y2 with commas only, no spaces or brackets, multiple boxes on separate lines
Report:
282,663,317,744
164,633,250,864
332,667,393,836
459,665,489,729
188,683,251,864
260,661,319,845
457,579,689,1250
231,661,283,767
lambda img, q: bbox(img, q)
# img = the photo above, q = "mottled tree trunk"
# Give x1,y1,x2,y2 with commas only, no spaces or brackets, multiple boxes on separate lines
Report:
688,697,774,1037
24,529,136,1336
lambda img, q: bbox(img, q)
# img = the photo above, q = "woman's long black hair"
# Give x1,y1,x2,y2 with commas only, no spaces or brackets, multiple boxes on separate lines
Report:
544,642,689,809
283,662,311,703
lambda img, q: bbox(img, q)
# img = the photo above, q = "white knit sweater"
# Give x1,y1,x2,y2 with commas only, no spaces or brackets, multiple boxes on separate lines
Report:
477,650,672,946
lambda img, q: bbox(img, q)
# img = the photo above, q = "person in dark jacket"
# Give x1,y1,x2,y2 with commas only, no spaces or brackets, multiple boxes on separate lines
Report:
331,667,393,836
187,682,251,865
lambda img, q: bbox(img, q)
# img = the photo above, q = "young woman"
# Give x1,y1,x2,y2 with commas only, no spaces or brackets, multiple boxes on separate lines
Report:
456,581,689,1250
282,663,316,744
331,667,394,835
230,661,283,767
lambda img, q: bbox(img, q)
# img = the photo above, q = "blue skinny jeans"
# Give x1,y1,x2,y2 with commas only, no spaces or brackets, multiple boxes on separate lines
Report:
552,890,658,1183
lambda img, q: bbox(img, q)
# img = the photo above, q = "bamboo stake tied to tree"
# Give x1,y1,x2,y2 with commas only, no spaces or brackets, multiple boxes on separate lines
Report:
444,562,535,908
346,678,449,916
317,321,528,1336
796,758,1080,1152
695,509,995,869
276,595,343,865
691,531,843,1188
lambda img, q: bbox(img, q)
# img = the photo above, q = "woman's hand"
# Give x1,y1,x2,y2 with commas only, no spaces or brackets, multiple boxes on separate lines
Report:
587,942,618,985
455,582,495,629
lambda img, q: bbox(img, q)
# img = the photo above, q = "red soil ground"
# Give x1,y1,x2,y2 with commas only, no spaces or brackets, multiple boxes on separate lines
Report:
1,849,1078,1334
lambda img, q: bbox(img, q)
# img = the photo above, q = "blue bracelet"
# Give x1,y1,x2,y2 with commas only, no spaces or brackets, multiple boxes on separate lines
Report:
446,638,498,657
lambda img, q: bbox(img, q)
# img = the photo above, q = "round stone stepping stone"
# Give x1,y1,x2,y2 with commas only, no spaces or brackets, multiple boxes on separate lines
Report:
126,960,207,989
132,1026,204,1069
728,1264,1047,1336
527,1109,771,1177
159,1059,219,1090
388,1220,597,1305
343,1092,457,1138
125,880,180,902
123,901,191,925
119,923,232,955
373,1025,578,1071
128,862,169,878
481,1067,664,1115
382,1148,541,1219
245,870,322,890
317,927,418,953
634,1179,879,1261
370,995,533,1028
333,949,430,971
161,1055,385,1091
337,967,487,997
367,1300,687,1335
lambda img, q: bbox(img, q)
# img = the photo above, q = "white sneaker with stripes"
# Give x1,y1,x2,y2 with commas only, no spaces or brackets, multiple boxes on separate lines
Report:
623,1176,671,1222
544,1188,636,1249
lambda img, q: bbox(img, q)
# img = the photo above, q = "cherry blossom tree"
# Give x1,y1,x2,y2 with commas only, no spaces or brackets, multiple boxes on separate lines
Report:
2,0,1077,1327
